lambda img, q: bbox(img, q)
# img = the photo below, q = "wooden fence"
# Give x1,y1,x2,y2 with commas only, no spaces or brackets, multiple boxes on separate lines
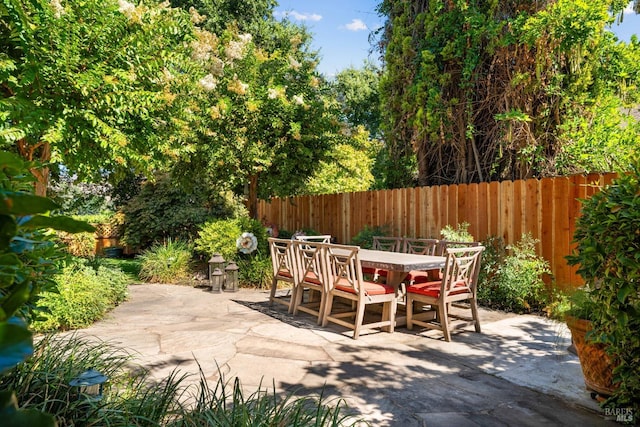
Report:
258,173,618,289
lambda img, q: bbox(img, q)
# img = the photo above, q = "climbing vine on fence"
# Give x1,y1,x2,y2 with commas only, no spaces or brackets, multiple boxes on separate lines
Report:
378,0,640,188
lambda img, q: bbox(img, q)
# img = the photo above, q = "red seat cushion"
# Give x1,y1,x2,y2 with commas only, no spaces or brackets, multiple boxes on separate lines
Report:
277,270,293,278
406,280,469,297
335,280,395,295
406,269,442,284
302,272,322,284
406,270,430,283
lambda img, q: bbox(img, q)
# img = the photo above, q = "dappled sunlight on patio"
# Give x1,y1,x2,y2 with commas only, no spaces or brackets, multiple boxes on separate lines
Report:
76,284,612,426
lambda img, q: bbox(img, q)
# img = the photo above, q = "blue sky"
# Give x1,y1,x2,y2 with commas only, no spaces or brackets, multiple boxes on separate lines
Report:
274,1,640,78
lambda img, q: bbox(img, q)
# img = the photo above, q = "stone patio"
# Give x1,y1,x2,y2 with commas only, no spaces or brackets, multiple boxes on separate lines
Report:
74,284,615,426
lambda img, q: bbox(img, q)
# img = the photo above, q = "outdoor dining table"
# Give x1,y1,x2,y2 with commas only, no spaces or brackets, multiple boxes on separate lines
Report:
356,248,447,328
358,249,446,289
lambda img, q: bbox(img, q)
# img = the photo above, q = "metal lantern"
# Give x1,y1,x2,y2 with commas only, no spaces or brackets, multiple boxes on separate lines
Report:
69,369,108,402
208,253,226,273
224,262,239,292
210,268,224,293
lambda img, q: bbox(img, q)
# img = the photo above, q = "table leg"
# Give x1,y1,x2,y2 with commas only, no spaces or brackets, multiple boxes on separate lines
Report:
382,271,408,330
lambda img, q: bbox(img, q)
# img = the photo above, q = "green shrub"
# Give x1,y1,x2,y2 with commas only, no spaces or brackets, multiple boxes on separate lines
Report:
277,228,294,239
350,224,390,248
440,222,474,241
477,235,507,287
478,233,551,313
195,217,268,261
138,240,193,284
237,253,272,289
1,334,359,426
32,261,130,332
566,166,640,412
121,173,245,250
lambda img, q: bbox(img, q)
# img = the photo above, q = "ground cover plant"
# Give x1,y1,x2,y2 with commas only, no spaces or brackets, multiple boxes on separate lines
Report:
138,239,193,284
477,233,552,313
1,334,360,426
32,260,130,332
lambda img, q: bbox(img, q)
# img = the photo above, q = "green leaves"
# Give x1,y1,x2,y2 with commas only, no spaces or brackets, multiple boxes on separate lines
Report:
3,0,197,182
0,194,58,216
0,319,32,374
567,165,640,410
21,215,95,233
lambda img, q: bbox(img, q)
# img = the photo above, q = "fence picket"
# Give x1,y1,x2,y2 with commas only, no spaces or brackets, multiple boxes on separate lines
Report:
258,173,618,287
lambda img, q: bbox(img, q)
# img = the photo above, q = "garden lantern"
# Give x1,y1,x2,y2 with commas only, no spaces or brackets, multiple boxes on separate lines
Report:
208,253,226,273
210,268,224,293
224,262,239,292
69,369,108,402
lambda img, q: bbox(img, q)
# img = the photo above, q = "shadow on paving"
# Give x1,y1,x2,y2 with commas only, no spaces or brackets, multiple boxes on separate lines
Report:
236,299,614,427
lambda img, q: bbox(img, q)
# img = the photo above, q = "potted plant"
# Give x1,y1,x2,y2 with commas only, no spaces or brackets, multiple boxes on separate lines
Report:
566,165,640,412
563,286,617,398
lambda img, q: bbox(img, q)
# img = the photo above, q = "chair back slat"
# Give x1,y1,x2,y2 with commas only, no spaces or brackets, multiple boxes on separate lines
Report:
268,238,298,282
326,244,363,297
294,235,332,243
436,240,481,256
441,246,484,295
296,241,328,287
403,238,439,255
372,236,403,252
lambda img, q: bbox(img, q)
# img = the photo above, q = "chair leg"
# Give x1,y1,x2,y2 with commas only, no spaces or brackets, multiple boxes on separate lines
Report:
316,293,327,325
406,295,414,330
438,303,451,342
470,298,481,333
269,278,278,304
321,294,334,327
353,300,366,340
291,286,303,315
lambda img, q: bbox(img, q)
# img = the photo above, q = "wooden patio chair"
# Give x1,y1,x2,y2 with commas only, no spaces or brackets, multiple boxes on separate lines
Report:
322,244,398,339
291,241,329,324
406,246,484,341
403,238,440,286
435,240,481,256
372,236,403,252
368,236,404,282
268,237,299,312
294,235,332,243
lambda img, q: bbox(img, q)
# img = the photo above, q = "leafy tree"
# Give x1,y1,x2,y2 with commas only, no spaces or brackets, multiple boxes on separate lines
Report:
120,173,244,250
331,61,382,138
305,126,380,194
171,20,339,217
377,0,640,187
170,0,277,39
1,0,197,195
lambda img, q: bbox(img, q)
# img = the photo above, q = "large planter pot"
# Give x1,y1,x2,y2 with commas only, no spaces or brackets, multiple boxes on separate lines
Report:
103,246,124,258
566,315,617,397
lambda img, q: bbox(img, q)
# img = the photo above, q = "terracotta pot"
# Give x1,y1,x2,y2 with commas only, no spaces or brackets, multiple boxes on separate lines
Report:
566,315,618,396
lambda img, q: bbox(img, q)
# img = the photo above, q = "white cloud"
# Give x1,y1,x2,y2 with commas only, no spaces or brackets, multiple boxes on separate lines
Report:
275,10,322,22
345,18,368,32
624,1,635,14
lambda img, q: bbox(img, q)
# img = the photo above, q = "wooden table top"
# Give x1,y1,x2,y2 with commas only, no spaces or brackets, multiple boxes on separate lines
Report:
358,249,446,273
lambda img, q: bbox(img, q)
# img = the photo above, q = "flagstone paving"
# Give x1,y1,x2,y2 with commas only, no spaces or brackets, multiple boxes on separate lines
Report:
77,283,615,426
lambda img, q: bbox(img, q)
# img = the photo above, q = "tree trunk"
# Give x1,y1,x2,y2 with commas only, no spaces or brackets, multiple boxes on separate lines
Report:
16,139,51,197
